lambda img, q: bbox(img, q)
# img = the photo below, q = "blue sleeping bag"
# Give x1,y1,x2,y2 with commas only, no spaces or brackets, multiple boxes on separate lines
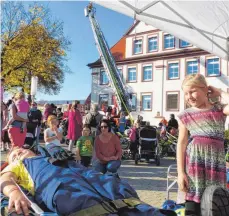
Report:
8,156,176,216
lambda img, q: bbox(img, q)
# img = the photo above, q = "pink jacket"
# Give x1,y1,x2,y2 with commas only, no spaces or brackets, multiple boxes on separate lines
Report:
129,127,137,142
15,99,30,112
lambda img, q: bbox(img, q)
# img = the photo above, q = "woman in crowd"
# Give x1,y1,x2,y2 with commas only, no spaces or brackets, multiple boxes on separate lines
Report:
94,119,122,174
1,102,9,151
7,93,29,148
67,102,83,152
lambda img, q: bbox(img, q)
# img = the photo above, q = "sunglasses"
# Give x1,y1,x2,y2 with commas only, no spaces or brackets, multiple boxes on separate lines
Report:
100,125,108,129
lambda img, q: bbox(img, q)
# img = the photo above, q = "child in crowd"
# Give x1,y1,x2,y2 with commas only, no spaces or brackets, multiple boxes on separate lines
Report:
44,115,63,146
3,92,30,133
76,124,94,167
128,120,139,159
177,74,229,216
119,112,126,133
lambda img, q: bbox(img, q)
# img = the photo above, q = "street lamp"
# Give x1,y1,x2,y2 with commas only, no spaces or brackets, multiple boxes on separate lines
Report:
31,76,38,101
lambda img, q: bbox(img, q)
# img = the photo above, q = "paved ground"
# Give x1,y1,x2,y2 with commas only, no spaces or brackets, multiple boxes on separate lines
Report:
119,158,177,208
0,149,177,209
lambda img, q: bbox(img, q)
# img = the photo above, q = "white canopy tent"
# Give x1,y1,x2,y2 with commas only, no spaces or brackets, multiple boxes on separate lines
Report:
92,0,229,61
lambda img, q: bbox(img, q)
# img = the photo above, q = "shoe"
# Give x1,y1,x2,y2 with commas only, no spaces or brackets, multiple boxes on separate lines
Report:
201,185,229,216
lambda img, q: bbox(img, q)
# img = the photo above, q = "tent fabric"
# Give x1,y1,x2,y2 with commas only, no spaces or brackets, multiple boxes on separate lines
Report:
92,0,229,60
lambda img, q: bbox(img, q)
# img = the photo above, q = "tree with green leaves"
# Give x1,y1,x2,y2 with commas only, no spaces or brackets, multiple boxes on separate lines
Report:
1,2,71,94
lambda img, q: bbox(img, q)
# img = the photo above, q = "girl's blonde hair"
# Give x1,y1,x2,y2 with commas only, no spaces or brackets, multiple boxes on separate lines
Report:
47,115,58,126
182,74,208,89
14,92,25,100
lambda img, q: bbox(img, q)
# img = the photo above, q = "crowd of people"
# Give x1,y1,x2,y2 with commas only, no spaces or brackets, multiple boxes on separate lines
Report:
1,74,229,216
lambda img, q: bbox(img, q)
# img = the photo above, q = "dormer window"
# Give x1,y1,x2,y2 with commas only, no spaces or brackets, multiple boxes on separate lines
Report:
133,39,142,54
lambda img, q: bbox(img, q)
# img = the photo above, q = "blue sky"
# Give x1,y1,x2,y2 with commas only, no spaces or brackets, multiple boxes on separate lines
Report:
34,1,133,101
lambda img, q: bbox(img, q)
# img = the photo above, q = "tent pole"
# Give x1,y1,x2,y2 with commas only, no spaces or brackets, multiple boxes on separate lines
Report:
160,1,228,55
227,37,229,61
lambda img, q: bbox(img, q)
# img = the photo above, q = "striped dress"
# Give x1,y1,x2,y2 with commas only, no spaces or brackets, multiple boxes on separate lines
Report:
178,103,227,203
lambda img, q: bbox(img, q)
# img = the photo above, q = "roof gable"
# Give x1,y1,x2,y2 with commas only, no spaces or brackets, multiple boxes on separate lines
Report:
126,21,158,36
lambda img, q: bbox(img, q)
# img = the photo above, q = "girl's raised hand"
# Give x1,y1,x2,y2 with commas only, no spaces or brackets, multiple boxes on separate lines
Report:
208,86,221,98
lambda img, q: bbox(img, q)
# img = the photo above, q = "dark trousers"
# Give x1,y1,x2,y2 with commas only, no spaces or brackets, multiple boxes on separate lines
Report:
80,156,92,167
185,200,201,216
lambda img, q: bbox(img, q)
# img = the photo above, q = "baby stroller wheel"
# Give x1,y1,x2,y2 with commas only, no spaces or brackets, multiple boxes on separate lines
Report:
155,155,160,166
135,154,139,165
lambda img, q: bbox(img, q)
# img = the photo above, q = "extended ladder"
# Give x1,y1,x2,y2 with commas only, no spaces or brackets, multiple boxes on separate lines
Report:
85,3,132,116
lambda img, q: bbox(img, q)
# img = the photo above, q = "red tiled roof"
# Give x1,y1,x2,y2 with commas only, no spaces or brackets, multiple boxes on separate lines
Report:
87,36,126,68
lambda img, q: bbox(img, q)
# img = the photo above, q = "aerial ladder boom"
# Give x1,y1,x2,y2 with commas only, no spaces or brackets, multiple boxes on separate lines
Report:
85,3,132,116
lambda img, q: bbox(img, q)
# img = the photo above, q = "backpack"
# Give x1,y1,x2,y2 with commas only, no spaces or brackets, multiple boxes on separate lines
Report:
89,113,98,128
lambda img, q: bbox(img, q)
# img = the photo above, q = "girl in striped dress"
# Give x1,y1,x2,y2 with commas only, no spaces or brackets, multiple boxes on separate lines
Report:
177,74,229,216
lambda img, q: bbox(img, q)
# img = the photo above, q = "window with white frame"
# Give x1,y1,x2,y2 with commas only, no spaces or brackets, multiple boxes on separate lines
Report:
100,70,109,84
131,94,137,111
168,63,179,79
180,40,191,48
99,94,109,108
148,36,157,52
128,67,137,82
142,94,152,111
164,34,175,49
143,65,152,81
167,92,179,110
187,60,198,75
206,58,220,76
133,39,142,54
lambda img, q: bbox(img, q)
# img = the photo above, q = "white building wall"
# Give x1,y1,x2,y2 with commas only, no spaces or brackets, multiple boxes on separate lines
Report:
90,24,229,129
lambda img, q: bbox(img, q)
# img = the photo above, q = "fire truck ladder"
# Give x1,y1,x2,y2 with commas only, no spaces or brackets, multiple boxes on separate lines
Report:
85,3,132,118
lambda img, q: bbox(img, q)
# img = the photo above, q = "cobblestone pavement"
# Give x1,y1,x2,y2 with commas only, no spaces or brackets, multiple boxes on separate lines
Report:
119,158,178,208
0,150,177,209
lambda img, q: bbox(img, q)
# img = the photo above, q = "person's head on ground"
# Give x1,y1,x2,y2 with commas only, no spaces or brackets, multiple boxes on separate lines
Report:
7,147,36,164
99,119,111,134
14,92,25,101
182,74,209,109
82,124,91,136
47,115,59,129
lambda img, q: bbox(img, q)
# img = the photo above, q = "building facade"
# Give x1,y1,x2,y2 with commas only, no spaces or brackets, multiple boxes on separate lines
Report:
88,21,229,128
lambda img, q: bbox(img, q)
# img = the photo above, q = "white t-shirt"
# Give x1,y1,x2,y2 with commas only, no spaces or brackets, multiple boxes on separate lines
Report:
44,128,62,146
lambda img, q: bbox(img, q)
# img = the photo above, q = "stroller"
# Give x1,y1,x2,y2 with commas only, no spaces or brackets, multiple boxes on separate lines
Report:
135,125,160,166
159,131,177,159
